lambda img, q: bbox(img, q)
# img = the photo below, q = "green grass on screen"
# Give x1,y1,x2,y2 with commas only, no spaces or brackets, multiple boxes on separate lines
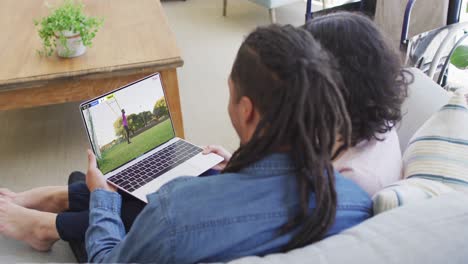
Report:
98,119,174,174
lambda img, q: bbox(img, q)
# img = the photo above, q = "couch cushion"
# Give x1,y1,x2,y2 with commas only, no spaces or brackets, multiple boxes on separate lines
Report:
403,91,468,192
397,68,451,153
373,91,468,214
229,191,468,264
372,178,453,214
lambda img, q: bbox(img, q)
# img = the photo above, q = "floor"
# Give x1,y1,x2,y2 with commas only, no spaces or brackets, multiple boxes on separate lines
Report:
0,0,309,261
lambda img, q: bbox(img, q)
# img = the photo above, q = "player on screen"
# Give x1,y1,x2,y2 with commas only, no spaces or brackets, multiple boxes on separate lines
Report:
122,109,131,144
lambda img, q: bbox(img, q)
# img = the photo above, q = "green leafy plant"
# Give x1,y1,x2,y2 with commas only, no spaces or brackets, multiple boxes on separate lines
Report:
448,3,468,70
451,45,468,70
34,0,103,56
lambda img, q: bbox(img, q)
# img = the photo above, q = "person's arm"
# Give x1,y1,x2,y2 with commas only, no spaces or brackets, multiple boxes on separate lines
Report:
86,189,175,263
85,189,125,262
84,150,176,263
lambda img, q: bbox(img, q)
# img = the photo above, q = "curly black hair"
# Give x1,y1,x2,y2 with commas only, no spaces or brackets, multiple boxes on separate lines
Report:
304,12,412,146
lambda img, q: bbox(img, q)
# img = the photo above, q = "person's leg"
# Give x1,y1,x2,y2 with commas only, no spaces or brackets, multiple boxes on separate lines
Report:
56,211,90,242
54,191,144,243
0,171,145,252
119,191,146,231
68,170,86,185
59,171,144,235
0,174,98,251
0,172,89,251
200,169,221,177
125,126,131,143
0,186,68,213
0,198,60,251
62,188,145,262
54,177,91,241
0,172,90,214
67,179,91,212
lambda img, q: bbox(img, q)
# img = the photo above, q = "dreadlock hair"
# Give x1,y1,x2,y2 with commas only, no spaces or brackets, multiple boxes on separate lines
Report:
304,12,412,146
222,24,352,251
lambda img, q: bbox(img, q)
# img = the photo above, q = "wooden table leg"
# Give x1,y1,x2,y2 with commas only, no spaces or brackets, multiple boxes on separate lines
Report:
160,68,185,138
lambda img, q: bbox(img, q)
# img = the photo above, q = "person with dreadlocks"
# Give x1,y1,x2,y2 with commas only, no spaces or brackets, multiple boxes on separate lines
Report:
0,24,371,263
303,13,411,196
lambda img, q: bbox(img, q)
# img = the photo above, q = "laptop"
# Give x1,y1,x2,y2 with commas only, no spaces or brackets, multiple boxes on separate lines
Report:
79,73,223,203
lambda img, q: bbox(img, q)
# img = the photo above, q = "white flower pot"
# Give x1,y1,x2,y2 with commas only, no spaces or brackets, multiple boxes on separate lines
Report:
55,30,86,58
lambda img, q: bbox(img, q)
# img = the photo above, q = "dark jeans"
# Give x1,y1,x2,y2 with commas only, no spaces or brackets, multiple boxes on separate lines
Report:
56,172,146,242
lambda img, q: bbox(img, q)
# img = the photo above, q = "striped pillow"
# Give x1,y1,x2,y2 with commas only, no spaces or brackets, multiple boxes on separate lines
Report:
403,91,468,192
373,178,453,214
373,92,468,214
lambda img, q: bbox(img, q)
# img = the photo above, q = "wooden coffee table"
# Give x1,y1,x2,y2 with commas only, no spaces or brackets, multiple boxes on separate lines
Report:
0,0,185,137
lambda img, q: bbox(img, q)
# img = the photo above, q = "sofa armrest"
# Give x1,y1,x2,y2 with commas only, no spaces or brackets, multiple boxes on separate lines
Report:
397,67,450,152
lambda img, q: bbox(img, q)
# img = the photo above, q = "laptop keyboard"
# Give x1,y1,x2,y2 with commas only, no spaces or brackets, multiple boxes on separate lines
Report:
108,140,202,192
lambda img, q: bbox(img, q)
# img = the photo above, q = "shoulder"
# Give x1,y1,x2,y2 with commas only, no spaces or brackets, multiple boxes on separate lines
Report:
334,172,372,212
336,129,401,165
325,172,373,236
334,129,403,195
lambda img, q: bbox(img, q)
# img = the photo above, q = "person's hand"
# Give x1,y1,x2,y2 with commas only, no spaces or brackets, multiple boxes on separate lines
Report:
202,145,232,171
86,149,117,193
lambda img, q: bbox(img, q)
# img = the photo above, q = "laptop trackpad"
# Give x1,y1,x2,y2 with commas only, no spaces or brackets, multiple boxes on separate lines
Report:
132,161,200,202
132,153,222,203
187,153,223,171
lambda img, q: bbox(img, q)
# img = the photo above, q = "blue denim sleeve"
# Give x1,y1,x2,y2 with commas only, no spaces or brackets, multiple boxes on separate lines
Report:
86,188,175,263
85,189,125,262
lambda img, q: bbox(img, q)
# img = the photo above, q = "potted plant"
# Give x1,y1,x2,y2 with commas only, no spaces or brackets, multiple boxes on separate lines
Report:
34,0,103,58
450,44,468,70
449,0,468,70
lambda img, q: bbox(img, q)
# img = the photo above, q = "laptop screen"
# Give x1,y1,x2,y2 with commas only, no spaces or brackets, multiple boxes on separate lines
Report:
80,73,175,174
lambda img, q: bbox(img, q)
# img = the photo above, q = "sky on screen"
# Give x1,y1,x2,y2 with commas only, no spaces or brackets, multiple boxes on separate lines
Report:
85,75,166,147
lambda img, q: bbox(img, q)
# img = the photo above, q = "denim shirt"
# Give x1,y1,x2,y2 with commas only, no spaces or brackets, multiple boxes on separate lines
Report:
86,154,372,263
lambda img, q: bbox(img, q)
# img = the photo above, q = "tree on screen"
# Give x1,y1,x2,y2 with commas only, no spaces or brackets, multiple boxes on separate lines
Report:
153,98,169,121
139,111,154,127
113,117,125,139
128,114,145,132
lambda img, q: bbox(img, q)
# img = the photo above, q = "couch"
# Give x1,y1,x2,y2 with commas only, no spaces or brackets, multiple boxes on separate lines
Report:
229,68,468,263
231,192,468,264
1,68,467,263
